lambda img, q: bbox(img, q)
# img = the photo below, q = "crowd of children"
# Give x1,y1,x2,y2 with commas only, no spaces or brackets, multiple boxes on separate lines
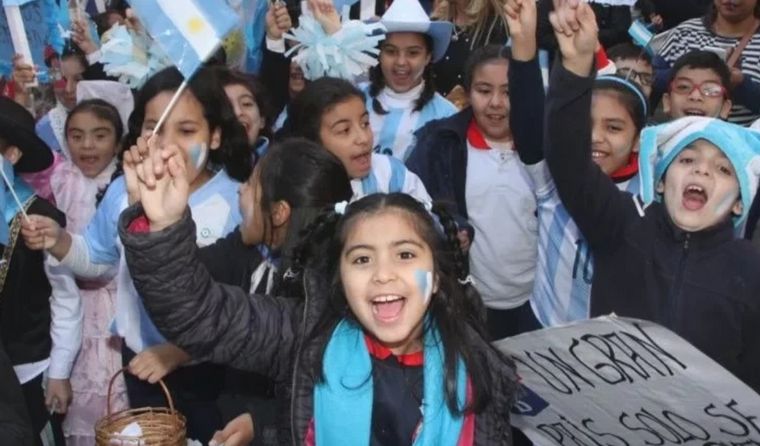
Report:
2,0,760,445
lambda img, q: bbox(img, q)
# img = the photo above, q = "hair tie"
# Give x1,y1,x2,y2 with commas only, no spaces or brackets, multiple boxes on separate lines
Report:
458,275,475,286
334,201,348,215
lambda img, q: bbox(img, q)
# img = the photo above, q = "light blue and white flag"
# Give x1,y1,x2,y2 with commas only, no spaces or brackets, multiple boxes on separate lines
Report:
1,0,35,6
126,0,239,78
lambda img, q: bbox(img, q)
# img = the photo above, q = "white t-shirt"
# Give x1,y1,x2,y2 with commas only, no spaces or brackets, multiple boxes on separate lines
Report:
465,137,538,310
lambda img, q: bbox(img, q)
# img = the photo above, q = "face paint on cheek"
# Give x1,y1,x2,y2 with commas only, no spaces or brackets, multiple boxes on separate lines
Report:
188,143,209,171
713,190,739,217
414,269,434,305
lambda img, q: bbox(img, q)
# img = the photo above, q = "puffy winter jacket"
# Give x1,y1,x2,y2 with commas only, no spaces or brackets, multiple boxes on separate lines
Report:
119,206,518,445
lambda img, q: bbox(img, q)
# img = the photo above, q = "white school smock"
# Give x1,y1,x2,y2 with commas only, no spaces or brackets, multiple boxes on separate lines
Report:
363,82,457,162
465,135,538,310
527,161,640,327
83,170,242,352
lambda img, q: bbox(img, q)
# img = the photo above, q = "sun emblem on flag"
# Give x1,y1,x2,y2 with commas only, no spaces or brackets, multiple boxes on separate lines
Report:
187,16,206,34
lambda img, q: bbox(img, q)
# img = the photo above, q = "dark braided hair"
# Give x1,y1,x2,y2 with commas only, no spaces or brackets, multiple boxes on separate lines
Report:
368,34,438,115
288,193,511,415
62,99,125,207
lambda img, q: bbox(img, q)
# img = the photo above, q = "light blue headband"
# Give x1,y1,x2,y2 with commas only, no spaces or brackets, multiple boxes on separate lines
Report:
595,75,649,121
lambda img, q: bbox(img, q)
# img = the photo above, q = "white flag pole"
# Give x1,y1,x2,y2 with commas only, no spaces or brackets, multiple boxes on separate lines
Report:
0,162,29,222
151,78,190,137
4,4,37,88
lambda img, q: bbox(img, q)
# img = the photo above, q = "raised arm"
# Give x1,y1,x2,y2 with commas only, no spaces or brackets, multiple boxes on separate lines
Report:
505,0,546,166
120,207,299,381
544,0,636,251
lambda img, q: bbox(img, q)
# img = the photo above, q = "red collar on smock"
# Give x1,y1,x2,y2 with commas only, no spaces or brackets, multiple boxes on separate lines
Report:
364,335,424,366
466,119,490,150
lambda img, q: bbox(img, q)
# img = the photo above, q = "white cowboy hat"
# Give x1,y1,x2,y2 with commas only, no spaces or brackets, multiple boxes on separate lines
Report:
380,0,453,62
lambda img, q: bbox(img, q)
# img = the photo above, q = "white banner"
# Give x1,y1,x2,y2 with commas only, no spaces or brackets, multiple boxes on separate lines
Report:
494,316,760,445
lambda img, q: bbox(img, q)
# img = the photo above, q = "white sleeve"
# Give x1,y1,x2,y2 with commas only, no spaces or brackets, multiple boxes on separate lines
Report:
523,160,558,200
45,254,83,380
266,37,286,54
51,233,115,279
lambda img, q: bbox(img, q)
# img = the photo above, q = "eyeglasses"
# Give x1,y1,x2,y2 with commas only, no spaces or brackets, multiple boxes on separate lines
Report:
669,79,726,98
617,68,653,86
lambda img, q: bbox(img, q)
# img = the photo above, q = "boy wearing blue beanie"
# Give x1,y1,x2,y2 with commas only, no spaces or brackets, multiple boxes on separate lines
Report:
545,0,760,393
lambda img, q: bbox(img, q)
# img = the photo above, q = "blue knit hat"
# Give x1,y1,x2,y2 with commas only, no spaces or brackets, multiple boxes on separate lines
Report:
639,117,760,227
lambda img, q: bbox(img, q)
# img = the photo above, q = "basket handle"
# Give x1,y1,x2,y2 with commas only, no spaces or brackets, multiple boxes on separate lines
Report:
107,367,175,416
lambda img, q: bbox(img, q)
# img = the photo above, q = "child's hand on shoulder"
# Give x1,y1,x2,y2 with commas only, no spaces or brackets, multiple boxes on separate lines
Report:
549,0,598,77
504,0,538,61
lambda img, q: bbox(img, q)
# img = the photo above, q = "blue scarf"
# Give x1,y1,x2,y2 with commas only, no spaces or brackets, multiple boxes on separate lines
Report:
314,319,467,446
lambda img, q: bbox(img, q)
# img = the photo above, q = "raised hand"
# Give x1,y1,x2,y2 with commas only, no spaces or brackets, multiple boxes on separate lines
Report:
125,136,190,232
549,0,598,77
504,0,538,60
21,215,62,251
266,1,293,40
308,0,341,35
71,18,99,56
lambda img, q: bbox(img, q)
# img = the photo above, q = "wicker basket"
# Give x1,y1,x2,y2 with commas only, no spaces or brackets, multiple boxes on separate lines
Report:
95,368,186,445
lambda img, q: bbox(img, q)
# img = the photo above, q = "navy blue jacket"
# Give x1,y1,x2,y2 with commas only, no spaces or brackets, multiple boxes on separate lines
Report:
545,62,760,393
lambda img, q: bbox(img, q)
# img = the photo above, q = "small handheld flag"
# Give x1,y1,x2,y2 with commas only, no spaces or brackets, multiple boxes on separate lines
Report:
126,0,240,79
628,19,673,57
126,0,240,134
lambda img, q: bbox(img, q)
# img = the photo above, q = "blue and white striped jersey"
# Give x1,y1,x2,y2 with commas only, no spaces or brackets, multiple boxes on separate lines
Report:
527,161,640,327
351,153,431,203
362,83,457,162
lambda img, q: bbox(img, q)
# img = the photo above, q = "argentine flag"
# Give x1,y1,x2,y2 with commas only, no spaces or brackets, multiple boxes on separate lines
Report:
127,0,240,78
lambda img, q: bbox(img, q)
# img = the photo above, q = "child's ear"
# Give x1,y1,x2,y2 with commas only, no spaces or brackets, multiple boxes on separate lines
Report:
632,136,641,154
732,199,743,218
272,200,292,227
655,179,665,194
719,99,733,120
3,146,23,165
433,272,440,294
209,128,222,150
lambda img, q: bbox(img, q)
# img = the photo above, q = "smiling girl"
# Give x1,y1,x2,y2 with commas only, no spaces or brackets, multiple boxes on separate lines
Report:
48,98,128,445
20,66,251,442
119,147,517,443
408,44,540,340
501,0,649,329
366,0,458,161
282,77,431,202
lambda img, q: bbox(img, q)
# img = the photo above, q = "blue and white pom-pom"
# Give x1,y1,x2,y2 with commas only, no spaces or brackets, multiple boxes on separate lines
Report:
284,10,386,81
99,25,172,89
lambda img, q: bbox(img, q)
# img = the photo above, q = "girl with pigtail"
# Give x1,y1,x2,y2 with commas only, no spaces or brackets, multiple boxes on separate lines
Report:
117,125,517,443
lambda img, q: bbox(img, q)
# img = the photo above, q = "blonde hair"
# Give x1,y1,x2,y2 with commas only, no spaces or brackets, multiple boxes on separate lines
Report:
432,0,509,48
